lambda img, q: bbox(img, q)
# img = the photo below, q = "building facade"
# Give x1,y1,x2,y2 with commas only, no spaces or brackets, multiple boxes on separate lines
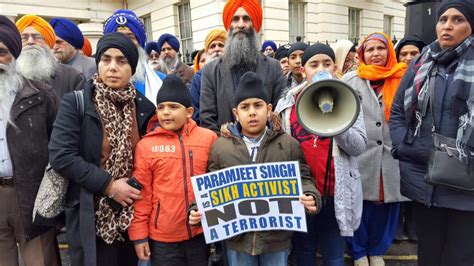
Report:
1,0,407,63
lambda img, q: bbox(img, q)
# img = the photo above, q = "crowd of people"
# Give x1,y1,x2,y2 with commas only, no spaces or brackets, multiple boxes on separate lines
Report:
0,0,472,265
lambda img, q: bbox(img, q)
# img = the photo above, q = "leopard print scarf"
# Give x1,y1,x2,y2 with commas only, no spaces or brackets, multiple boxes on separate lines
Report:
93,75,137,244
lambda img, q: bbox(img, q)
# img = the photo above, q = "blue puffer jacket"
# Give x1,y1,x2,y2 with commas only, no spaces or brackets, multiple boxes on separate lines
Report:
390,47,474,211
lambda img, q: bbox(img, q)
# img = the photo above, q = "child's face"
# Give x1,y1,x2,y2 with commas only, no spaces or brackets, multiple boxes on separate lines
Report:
304,54,336,82
233,98,272,138
156,102,194,132
289,50,305,77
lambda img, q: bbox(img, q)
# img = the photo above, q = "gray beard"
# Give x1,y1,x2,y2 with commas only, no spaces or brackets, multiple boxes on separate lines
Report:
205,52,222,65
0,61,22,125
223,27,259,69
16,45,57,83
131,47,148,84
159,56,179,73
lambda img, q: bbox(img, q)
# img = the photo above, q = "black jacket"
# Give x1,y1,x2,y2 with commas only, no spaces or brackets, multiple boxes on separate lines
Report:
8,78,58,241
390,44,474,211
48,80,155,266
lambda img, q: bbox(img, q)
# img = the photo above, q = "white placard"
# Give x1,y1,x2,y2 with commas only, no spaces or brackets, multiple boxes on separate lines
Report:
191,161,307,243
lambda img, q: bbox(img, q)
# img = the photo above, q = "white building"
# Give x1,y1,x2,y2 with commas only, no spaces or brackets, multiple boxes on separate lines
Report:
1,0,407,63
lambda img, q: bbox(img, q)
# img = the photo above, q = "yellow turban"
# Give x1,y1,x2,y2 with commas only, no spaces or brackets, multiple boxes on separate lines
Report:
204,29,227,53
16,14,56,48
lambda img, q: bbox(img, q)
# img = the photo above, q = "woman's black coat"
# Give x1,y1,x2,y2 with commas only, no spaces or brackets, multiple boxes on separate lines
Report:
49,80,155,266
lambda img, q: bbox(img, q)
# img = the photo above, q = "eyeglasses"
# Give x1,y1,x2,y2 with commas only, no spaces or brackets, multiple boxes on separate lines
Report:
0,48,10,57
20,34,45,42
149,53,160,59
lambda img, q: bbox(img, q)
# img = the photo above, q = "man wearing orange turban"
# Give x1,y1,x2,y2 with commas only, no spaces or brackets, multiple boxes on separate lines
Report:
204,28,226,64
15,14,85,99
190,28,227,124
200,0,285,133
222,0,262,33
16,14,56,48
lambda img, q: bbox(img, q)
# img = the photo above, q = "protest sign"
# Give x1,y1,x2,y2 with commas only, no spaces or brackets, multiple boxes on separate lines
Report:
191,161,307,244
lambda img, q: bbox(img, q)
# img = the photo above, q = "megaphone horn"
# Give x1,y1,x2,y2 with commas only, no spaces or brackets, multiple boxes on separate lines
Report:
295,71,360,137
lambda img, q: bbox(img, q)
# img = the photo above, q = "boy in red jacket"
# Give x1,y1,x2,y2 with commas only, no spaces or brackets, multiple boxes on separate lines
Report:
129,74,218,266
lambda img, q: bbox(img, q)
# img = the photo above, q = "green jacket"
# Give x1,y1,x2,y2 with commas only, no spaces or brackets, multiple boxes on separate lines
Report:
208,125,321,255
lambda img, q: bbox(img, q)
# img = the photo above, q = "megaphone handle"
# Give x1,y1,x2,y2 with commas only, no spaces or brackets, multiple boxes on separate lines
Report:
322,137,334,206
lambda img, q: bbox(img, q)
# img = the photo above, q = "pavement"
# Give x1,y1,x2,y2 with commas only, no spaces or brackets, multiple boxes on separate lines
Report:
58,234,417,266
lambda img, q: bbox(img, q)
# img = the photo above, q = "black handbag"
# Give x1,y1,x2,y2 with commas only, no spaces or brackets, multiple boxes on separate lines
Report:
424,132,474,193
419,71,474,193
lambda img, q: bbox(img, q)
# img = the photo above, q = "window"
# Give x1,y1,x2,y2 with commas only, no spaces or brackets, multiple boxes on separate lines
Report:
384,15,394,38
289,1,306,42
178,2,193,64
141,14,152,42
348,8,361,43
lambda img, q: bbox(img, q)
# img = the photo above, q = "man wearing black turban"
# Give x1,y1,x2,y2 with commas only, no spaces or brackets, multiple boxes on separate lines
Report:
0,14,61,266
48,32,156,266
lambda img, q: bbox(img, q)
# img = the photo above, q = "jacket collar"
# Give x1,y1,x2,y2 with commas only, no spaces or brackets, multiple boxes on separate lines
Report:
227,121,282,144
84,80,156,136
218,54,268,110
147,119,198,137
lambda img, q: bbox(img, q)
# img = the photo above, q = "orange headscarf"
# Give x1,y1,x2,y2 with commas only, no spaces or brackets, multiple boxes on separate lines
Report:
193,49,205,73
16,14,56,48
356,32,407,121
204,29,227,53
82,37,92,57
222,0,262,33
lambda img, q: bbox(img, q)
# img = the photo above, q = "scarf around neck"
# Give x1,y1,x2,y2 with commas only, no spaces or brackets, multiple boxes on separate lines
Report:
403,35,474,160
357,32,408,121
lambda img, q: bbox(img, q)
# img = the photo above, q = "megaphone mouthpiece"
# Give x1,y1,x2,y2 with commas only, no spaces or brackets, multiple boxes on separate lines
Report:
317,89,334,114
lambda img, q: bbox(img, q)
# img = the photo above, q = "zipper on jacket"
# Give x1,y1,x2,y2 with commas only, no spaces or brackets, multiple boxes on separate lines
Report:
251,232,257,255
154,202,161,229
179,133,193,239
189,150,194,177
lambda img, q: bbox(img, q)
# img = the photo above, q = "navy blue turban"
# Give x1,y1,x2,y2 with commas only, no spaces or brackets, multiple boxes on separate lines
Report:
145,41,159,55
103,9,146,48
50,18,84,49
261,40,277,53
157,33,180,52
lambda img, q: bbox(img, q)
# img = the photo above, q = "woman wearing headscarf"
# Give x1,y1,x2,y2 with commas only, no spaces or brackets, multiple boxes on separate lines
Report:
390,0,474,265
193,49,206,73
342,32,408,266
394,35,426,65
49,32,156,266
331,39,357,78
